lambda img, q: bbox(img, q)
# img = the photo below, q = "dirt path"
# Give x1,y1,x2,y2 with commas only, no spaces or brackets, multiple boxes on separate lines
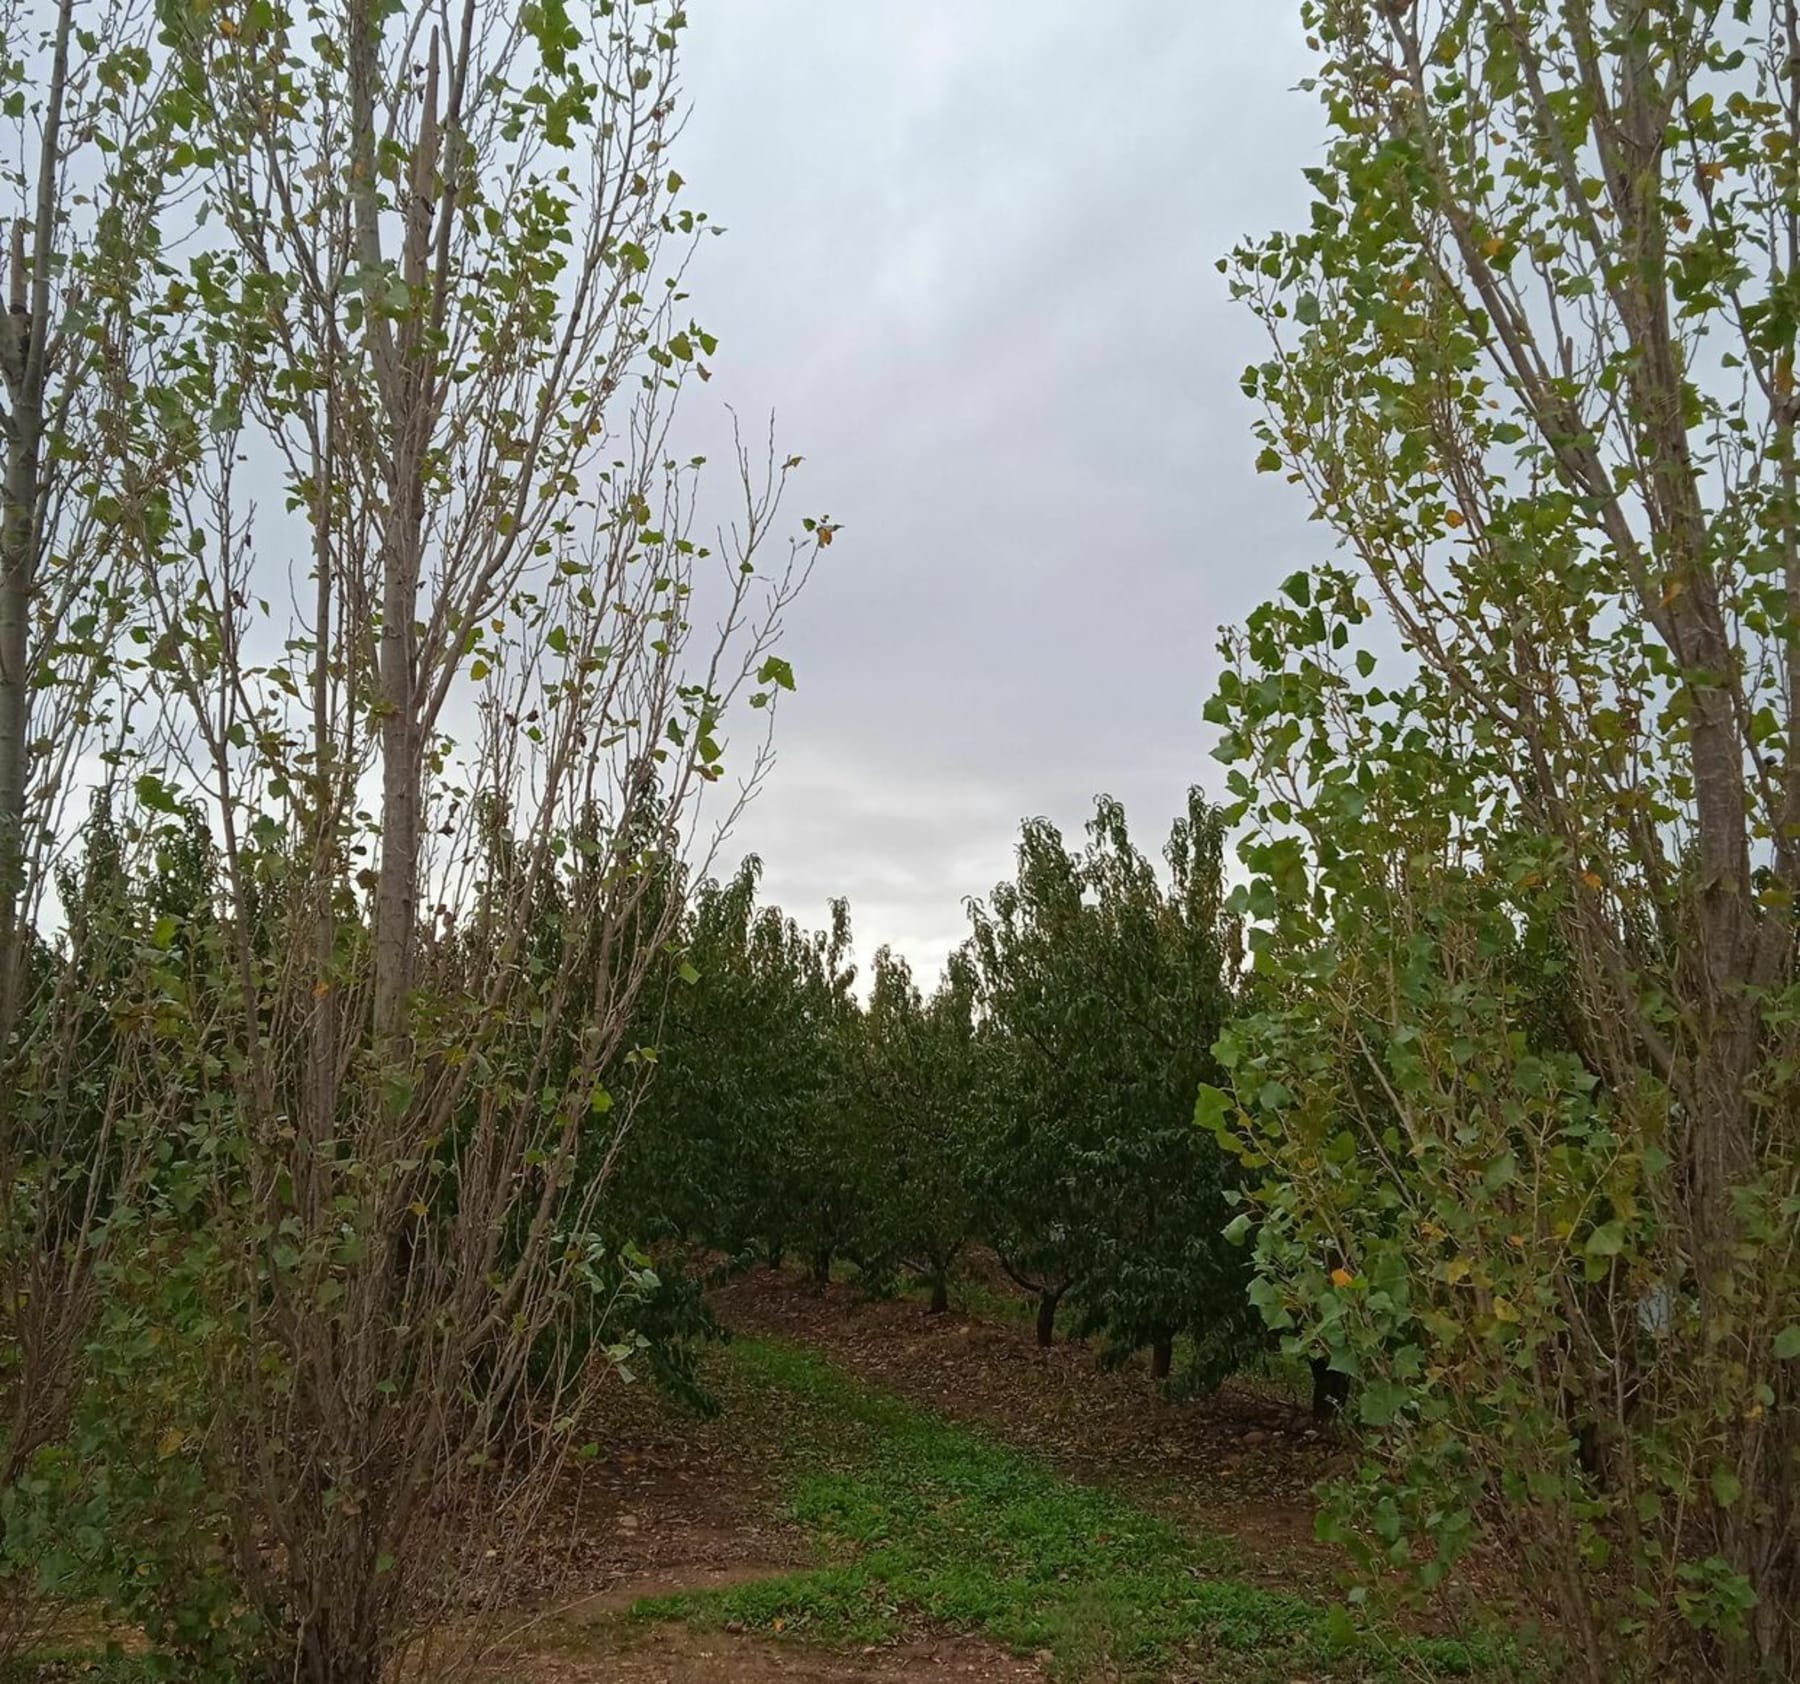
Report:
467,1305,1051,1683
710,1265,1344,1591
468,1361,800,1614
482,1264,1356,1681
481,1624,1045,1683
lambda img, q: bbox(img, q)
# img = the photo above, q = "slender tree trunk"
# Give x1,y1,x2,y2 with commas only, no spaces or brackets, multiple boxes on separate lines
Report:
0,326,35,1044
372,568,420,1042
810,1248,832,1287
765,1237,784,1271
929,1271,949,1315
0,2,69,1050
1150,1332,1173,1381
1035,1287,1061,1348
304,409,339,1199
297,1622,381,1684
348,0,436,1046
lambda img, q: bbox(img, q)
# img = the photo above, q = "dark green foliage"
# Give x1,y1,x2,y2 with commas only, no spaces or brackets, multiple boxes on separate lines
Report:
630,791,1258,1385
844,946,986,1307
969,792,1259,1377
621,859,858,1273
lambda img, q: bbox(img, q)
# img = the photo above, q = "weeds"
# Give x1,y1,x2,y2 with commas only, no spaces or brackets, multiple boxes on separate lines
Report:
634,1339,1520,1681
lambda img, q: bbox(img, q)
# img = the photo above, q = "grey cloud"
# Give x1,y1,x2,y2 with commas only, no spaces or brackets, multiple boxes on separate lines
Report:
669,4,1328,975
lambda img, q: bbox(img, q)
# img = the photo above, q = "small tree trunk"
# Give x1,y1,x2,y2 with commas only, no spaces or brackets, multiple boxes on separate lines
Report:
1310,1355,1350,1423
0,340,36,1045
1035,1287,1061,1348
810,1247,832,1286
352,0,436,1048
0,8,67,1047
929,1272,949,1315
298,1638,381,1684
765,1238,784,1271
1150,1332,1174,1380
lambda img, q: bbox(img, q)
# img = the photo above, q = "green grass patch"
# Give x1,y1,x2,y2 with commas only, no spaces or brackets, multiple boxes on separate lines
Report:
633,1337,1520,1681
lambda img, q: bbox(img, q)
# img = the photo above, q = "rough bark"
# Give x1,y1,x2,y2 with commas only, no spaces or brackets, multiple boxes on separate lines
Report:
0,1,69,1047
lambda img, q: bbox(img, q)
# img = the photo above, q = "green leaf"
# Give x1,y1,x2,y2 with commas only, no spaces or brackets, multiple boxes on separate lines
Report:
1585,1221,1627,1258
527,0,574,74
1773,1325,1800,1361
1194,1083,1233,1132
1359,1378,1409,1427
1712,1466,1742,1508
135,773,180,815
1263,836,1308,899
756,655,796,692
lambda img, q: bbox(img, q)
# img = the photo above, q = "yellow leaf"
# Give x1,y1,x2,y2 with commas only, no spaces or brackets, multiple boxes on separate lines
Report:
218,13,237,35
157,1427,186,1459
1581,870,1605,890
408,1200,428,1218
1493,1297,1519,1322
1444,508,1466,529
1444,1256,1471,1283
1481,235,1505,259
1331,1267,1354,1288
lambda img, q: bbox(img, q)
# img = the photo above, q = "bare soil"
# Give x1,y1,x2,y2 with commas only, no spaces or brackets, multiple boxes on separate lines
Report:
453,1347,805,1623
477,1623,1045,1683
480,1261,1359,1680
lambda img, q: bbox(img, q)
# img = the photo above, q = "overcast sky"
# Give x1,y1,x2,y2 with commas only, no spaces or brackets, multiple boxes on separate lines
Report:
670,6,1327,983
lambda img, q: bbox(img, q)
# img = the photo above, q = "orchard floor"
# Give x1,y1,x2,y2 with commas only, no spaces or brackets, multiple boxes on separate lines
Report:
466,1264,1516,1684
18,1264,1520,1684
711,1264,1344,1588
